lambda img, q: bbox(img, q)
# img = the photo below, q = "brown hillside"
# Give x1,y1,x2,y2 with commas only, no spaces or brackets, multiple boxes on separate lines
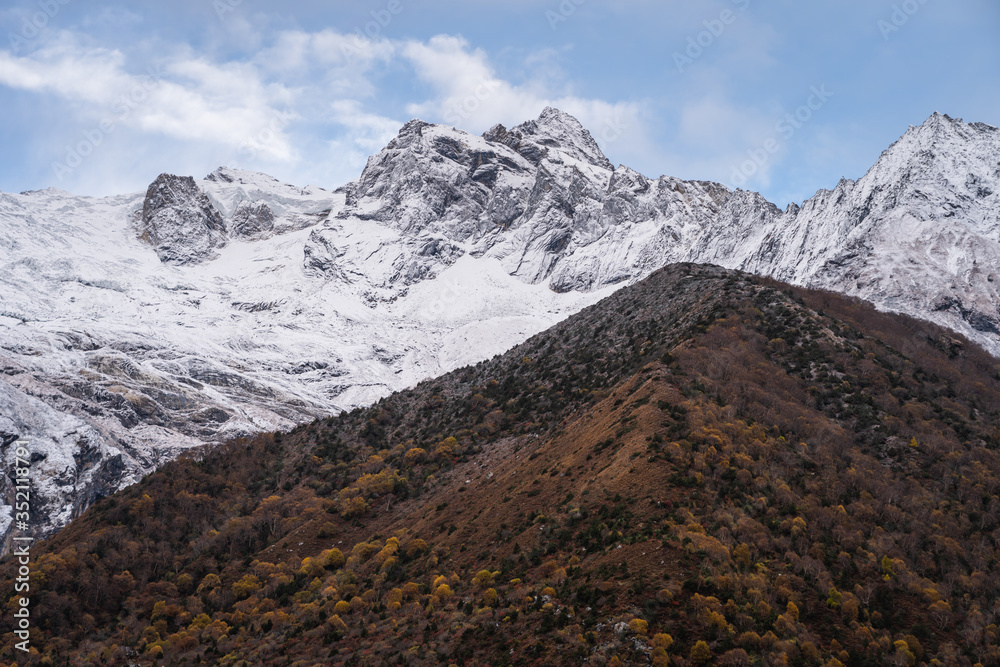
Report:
3,264,1000,666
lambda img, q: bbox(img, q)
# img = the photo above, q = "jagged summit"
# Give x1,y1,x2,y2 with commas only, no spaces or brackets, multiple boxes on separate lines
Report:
320,106,725,291
480,106,614,171
877,111,999,169
512,105,615,171
853,111,1000,228
687,111,1000,349
910,110,998,134
369,106,611,173
204,165,283,186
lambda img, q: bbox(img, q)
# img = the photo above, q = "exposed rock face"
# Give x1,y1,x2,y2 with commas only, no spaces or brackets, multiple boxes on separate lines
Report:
544,170,729,292
230,201,275,239
302,228,346,279
328,117,538,285
137,168,333,259
310,106,727,291
138,174,228,264
0,379,130,553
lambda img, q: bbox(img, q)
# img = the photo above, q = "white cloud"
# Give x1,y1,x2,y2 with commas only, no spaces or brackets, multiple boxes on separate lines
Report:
0,33,297,161
0,40,126,103
0,28,648,191
230,26,403,136
399,34,647,167
253,28,394,100
328,100,401,152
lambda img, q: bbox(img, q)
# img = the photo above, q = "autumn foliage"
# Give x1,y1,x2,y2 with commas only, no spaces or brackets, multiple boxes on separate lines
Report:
3,265,1000,665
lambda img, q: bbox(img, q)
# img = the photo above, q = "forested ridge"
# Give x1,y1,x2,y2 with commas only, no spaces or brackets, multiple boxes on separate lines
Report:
4,264,1000,666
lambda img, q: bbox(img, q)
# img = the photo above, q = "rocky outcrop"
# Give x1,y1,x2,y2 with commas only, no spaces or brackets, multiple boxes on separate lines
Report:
138,174,228,264
0,379,130,552
230,201,275,239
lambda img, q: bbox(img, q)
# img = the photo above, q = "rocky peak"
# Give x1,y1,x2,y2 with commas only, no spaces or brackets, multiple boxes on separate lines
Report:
343,118,535,230
908,111,997,143
323,108,730,293
384,119,431,151
510,107,615,171
204,166,284,187
607,164,651,194
204,167,238,183
137,173,227,265
854,113,1000,225
879,112,998,168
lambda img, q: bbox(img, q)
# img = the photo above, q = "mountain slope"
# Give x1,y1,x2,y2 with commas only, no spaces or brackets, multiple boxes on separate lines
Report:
4,264,1000,665
1,109,998,553
689,113,1000,352
0,157,612,548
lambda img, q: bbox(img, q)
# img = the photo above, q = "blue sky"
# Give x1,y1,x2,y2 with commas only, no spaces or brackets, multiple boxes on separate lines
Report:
0,0,997,206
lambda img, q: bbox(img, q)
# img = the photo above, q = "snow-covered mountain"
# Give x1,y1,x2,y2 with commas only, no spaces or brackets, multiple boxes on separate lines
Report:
1,107,998,548
689,112,1000,349
306,108,728,295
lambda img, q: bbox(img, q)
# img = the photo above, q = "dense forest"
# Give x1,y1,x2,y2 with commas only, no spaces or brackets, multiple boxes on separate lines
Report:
3,264,1000,666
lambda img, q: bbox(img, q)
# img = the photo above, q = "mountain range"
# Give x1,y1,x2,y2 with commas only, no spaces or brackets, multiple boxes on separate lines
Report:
0,107,998,548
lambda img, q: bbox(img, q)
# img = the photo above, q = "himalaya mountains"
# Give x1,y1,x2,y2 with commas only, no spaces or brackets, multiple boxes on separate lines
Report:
0,106,998,547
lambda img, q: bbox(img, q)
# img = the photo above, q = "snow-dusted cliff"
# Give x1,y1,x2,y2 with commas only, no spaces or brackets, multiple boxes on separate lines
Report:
307,108,728,295
1,107,997,547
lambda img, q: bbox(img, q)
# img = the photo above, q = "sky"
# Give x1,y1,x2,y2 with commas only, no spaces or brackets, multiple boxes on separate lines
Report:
0,0,997,207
